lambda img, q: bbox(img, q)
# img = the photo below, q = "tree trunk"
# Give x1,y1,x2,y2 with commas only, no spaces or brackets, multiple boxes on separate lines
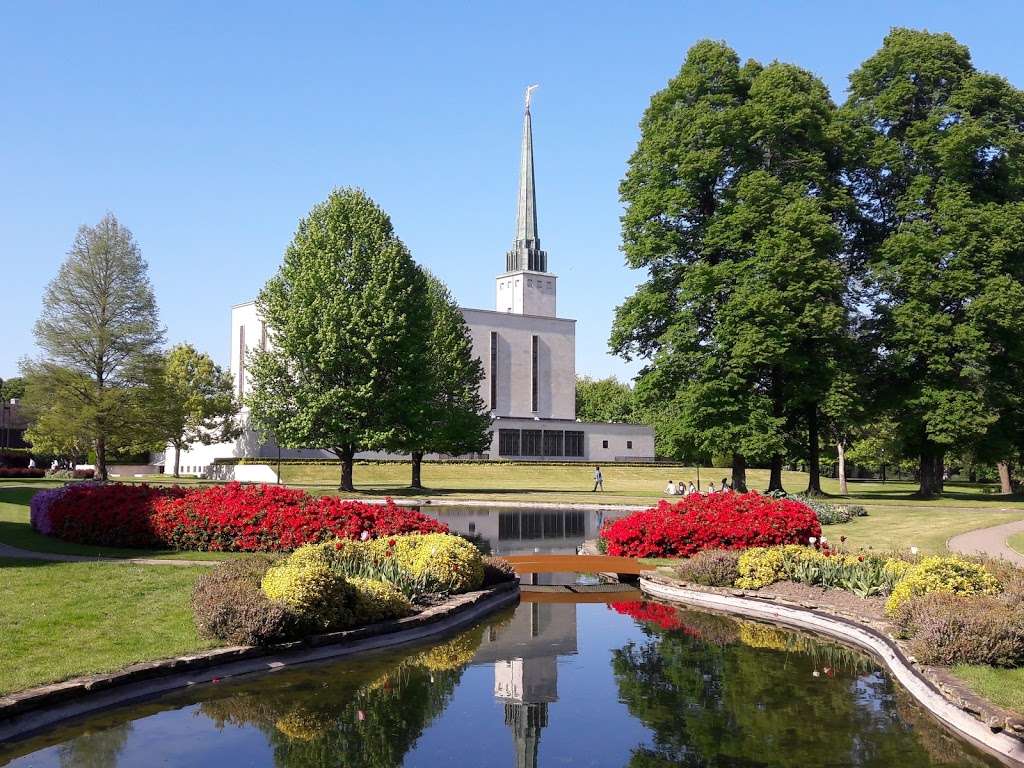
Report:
173,444,181,478
96,434,108,481
731,453,748,492
410,451,424,489
837,439,848,495
805,404,823,496
998,461,1013,495
768,454,785,493
335,445,355,492
917,444,945,498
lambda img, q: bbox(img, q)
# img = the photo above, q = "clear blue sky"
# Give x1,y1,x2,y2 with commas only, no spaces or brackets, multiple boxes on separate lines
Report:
3,1,1021,382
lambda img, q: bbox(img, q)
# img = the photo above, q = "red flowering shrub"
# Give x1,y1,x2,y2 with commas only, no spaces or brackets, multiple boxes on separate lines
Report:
611,601,691,632
31,481,447,551
0,467,45,478
600,492,821,558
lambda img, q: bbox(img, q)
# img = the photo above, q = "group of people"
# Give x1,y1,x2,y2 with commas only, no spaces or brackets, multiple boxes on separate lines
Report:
664,477,733,496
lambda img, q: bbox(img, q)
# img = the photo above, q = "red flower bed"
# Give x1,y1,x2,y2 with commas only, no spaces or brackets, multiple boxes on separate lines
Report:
600,492,821,558
150,483,447,551
30,481,447,551
611,601,693,633
0,467,45,478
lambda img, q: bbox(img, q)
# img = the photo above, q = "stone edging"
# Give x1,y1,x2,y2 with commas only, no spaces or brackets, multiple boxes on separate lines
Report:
0,581,519,743
640,575,1024,767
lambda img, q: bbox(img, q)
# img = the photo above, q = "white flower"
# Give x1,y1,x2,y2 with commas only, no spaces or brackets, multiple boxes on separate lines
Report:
820,536,828,544
812,670,820,678
910,546,919,556
360,530,370,541
809,537,817,545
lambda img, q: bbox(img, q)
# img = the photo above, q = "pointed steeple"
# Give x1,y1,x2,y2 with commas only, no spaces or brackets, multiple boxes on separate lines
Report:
507,85,548,273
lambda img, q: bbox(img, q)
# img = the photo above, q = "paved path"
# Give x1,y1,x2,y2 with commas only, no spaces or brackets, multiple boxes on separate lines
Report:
0,542,219,567
947,519,1024,566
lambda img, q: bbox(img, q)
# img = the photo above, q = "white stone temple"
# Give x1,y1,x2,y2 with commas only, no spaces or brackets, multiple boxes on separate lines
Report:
166,89,654,476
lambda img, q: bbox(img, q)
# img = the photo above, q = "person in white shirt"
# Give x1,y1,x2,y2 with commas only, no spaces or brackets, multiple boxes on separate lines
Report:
687,481,697,495
592,466,604,492
665,480,677,496
707,481,717,494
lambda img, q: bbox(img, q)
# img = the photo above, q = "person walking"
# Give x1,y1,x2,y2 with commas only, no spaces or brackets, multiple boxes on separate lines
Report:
593,465,604,492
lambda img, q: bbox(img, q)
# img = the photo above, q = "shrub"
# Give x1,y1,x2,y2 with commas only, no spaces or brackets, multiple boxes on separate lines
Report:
735,547,790,589
481,556,518,587
191,556,298,645
600,492,821,558
674,549,741,587
29,482,186,545
894,593,1024,667
349,577,413,624
0,467,46,478
366,533,484,594
884,556,1002,616
790,496,867,525
261,555,356,631
982,558,1024,608
31,481,445,552
414,626,484,671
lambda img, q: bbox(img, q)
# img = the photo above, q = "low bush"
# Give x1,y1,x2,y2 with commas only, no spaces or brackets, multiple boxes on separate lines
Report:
481,556,518,587
735,546,791,589
191,556,298,645
894,592,1024,667
30,481,446,552
261,555,357,631
674,549,741,587
348,577,413,624
0,467,45,478
790,496,867,525
884,556,1002,616
600,492,821,559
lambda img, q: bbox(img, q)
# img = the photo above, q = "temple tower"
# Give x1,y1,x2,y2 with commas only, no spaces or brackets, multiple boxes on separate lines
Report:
496,85,557,317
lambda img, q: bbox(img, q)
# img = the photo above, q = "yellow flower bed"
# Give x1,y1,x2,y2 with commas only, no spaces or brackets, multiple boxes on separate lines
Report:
884,555,1002,616
261,555,355,630
366,533,484,594
349,576,413,624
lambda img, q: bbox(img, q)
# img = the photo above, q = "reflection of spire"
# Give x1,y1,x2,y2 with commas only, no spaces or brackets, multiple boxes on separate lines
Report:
505,701,548,768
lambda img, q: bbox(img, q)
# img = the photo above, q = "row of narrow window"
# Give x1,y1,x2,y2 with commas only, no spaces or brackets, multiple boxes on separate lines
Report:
498,429,584,457
490,332,540,412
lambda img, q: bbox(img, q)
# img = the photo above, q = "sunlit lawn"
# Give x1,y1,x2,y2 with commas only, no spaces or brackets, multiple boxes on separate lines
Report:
0,558,216,695
952,666,1024,715
1008,532,1024,556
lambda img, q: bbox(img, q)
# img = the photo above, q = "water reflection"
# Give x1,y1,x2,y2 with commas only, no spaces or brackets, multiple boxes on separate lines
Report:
0,599,1004,768
424,506,628,556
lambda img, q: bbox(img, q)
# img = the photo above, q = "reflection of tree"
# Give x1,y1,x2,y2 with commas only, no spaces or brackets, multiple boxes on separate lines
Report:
57,723,132,768
199,625,485,768
612,607,996,768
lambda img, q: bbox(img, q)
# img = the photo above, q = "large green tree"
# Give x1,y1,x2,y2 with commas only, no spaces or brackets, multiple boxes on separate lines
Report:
246,188,432,491
151,344,241,477
23,214,164,479
613,42,851,494
398,270,490,489
843,29,1024,496
575,376,636,423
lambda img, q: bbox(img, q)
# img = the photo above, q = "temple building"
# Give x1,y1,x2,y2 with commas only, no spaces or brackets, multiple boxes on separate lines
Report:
167,89,654,475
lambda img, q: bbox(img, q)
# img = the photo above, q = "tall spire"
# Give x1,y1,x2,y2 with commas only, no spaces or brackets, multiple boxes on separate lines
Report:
507,85,547,273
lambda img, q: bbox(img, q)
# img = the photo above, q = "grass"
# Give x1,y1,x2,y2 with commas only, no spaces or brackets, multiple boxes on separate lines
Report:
0,485,235,561
0,558,217,695
1009,532,1024,556
952,666,1024,714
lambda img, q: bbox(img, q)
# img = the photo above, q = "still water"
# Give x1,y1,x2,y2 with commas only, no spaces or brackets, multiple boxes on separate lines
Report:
0,595,1002,768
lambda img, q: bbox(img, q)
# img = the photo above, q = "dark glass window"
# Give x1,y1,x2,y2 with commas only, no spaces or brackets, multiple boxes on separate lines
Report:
564,430,584,457
531,335,538,412
238,325,246,397
498,428,520,456
627,440,633,449
543,430,564,457
489,332,498,410
602,439,608,449
521,429,542,456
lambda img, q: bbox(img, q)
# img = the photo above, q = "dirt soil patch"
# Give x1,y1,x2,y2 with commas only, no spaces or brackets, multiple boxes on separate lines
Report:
756,580,886,621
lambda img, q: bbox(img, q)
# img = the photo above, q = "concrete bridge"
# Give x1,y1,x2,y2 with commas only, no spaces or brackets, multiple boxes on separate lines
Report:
502,553,642,576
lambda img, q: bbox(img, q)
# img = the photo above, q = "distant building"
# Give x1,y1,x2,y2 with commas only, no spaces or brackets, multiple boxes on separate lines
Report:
168,90,654,474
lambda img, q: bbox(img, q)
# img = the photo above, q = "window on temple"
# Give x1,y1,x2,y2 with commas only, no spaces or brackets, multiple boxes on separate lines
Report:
564,430,584,457
543,430,563,457
498,429,520,456
521,429,542,456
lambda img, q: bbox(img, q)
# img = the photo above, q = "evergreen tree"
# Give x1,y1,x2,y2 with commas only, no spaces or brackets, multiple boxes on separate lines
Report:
246,188,432,491
400,270,490,489
24,214,164,479
151,344,241,477
843,29,1024,496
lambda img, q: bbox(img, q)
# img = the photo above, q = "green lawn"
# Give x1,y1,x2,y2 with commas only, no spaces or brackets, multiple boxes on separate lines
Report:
0,485,234,561
0,558,216,695
1009,532,1024,556
952,666,1024,714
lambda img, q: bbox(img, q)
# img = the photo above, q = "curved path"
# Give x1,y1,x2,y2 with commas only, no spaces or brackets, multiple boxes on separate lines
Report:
947,519,1024,566
0,542,218,567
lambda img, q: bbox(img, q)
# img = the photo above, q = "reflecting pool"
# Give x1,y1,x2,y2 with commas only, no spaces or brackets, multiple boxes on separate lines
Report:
0,597,1002,767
